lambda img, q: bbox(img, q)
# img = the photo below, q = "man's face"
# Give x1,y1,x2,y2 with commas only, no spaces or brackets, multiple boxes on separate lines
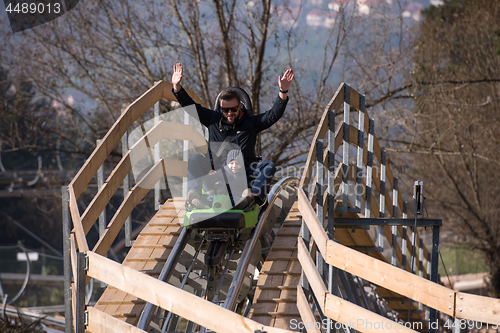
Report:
220,98,241,124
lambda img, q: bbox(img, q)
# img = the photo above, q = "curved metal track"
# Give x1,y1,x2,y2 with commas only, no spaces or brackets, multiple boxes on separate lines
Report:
95,178,299,332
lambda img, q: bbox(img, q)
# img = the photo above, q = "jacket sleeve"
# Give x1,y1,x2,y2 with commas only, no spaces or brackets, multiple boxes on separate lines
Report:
254,96,289,132
172,87,213,126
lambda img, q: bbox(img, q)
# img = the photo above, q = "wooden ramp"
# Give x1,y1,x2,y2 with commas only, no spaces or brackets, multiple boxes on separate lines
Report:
94,198,185,325
66,81,500,333
249,203,302,330
250,202,423,331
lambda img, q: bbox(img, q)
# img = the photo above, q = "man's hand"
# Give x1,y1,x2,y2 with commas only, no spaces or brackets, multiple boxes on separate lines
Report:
208,170,216,176
279,69,294,99
172,63,183,91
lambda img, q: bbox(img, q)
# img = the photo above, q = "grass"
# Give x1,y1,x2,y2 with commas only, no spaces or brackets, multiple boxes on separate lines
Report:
437,245,488,277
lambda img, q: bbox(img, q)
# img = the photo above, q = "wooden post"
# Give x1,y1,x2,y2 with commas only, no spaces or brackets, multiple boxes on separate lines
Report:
340,85,350,213
316,140,325,280
326,109,336,333
355,94,365,213
402,201,408,269
97,139,105,237
378,150,386,250
121,107,132,247
391,177,398,267
154,99,160,210
365,118,374,219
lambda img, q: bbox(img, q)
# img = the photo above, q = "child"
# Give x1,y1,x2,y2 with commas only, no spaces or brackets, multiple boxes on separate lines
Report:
188,150,253,210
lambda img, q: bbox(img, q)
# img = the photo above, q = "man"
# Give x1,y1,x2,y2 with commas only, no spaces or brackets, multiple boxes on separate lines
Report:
171,63,294,206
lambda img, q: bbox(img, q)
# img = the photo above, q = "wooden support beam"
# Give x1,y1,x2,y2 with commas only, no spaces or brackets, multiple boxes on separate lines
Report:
80,153,133,235
71,81,168,198
86,252,295,333
324,294,418,333
324,239,454,316
296,285,322,333
87,307,146,333
297,237,327,308
298,188,328,257
300,84,345,188
92,159,171,256
69,233,78,282
455,292,500,322
69,187,88,252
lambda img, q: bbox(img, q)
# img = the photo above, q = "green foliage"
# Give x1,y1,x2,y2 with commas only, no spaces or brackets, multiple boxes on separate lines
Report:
438,246,488,276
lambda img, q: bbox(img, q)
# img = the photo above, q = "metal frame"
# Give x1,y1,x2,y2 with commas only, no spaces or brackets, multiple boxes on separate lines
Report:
75,252,87,333
332,218,442,227
62,186,73,333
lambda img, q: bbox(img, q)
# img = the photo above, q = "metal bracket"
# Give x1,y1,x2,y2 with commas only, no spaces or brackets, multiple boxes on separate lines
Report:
84,309,89,326
84,254,89,271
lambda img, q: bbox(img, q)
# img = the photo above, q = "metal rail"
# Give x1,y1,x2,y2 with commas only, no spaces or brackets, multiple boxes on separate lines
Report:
224,177,298,312
137,228,192,330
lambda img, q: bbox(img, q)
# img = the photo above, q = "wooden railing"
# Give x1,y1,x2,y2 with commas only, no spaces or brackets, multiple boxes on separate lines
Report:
65,81,300,332
298,187,500,328
83,252,295,333
67,81,207,254
299,83,431,276
295,83,500,332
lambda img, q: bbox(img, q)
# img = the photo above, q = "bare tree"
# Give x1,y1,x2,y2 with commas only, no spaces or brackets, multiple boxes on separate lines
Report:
389,0,500,295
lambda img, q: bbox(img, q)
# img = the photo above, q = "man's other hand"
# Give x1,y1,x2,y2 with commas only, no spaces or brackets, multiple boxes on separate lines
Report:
172,63,183,91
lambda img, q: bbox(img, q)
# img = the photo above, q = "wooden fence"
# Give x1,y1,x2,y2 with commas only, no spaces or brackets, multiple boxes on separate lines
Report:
295,83,500,333
64,81,296,332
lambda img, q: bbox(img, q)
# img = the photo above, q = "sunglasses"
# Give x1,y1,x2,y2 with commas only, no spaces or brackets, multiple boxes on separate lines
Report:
221,106,239,114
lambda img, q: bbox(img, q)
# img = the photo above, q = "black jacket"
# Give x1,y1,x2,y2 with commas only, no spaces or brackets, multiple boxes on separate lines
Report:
172,87,288,168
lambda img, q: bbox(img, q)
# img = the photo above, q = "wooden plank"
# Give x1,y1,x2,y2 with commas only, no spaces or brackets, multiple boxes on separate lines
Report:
362,115,430,261
80,154,133,236
297,237,327,308
93,159,175,256
256,286,297,290
324,294,418,333
260,271,301,276
86,252,295,333
300,84,345,189
297,188,328,257
96,300,146,305
296,285,322,333
93,186,150,256
71,80,168,198
455,292,500,322
87,307,146,333
274,317,301,330
69,187,88,252
325,239,454,316
68,80,205,251
70,233,78,283
164,84,207,108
